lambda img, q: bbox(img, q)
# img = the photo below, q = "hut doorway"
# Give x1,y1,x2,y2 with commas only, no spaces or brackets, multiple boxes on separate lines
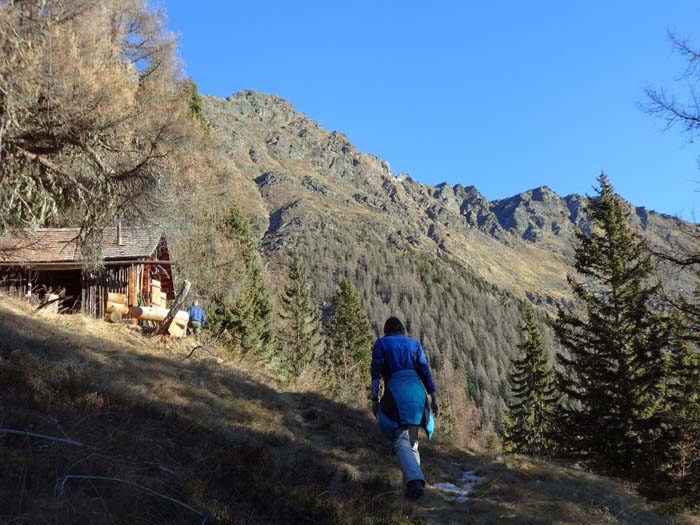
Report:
33,269,82,312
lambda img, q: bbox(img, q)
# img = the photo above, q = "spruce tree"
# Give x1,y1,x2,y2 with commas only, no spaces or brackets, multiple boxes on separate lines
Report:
326,277,373,400
503,303,559,456
208,207,278,359
280,254,323,376
554,173,671,475
233,251,277,356
666,341,700,496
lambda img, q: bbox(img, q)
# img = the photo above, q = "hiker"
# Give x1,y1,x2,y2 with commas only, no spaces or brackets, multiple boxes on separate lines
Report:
371,316,440,501
187,300,206,343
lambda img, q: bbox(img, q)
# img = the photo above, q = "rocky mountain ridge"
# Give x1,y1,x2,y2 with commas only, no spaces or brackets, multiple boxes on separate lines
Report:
192,89,700,432
204,89,694,304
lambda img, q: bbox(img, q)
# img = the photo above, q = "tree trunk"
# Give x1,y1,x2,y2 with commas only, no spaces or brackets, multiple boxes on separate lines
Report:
155,280,191,335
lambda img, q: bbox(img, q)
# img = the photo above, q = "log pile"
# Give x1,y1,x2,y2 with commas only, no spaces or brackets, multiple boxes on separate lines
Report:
106,292,189,337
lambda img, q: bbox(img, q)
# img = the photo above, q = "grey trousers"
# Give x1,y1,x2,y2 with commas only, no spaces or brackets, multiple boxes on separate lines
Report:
394,426,424,484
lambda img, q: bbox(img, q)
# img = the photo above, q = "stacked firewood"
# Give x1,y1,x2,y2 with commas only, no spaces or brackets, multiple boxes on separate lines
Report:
106,292,189,337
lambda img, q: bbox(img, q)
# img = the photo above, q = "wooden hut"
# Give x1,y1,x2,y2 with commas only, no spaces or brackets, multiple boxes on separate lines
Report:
0,225,174,317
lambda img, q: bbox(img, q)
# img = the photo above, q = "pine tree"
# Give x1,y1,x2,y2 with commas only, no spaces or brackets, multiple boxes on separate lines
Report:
280,254,323,376
326,277,373,400
208,207,278,359
503,303,559,456
554,173,671,475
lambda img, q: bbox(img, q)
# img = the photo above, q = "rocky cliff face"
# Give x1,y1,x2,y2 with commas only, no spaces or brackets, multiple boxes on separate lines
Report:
204,89,696,304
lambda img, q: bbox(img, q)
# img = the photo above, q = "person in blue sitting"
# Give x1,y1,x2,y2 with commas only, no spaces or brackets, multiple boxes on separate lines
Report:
187,300,206,343
371,316,440,501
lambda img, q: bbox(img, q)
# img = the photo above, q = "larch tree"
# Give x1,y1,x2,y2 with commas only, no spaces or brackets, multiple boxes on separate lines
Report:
280,254,323,376
0,0,198,265
326,277,373,400
503,303,559,456
554,173,671,476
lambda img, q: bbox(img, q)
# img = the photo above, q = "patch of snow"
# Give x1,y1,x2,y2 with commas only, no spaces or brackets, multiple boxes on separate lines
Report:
434,470,487,503
460,471,484,484
433,482,462,494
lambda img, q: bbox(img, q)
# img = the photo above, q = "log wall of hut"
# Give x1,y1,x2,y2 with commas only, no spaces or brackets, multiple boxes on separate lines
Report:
2,262,172,318
0,267,31,296
3,251,172,320
2,267,82,312
142,264,152,304
81,265,132,318
155,238,174,300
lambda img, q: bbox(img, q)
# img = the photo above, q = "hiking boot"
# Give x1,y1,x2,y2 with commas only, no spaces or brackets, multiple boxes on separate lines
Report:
405,479,424,501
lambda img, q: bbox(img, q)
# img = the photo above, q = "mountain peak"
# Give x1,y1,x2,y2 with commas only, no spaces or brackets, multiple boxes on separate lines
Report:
201,91,696,316
225,88,291,108
218,89,311,127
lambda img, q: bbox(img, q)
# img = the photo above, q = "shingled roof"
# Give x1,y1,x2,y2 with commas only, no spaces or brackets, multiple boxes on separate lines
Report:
0,227,164,264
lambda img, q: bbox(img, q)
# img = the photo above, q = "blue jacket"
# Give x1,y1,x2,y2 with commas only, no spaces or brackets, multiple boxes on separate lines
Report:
371,333,436,440
187,305,206,325
371,334,435,393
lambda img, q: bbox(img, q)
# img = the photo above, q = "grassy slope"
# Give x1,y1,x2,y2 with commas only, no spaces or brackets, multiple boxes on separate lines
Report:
0,295,694,524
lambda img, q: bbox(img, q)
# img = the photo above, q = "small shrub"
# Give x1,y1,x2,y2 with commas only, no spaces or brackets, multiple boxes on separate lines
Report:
484,432,499,451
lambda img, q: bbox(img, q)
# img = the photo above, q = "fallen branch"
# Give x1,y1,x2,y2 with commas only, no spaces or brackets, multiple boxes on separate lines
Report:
57,475,207,524
185,345,216,359
0,428,88,448
185,345,202,358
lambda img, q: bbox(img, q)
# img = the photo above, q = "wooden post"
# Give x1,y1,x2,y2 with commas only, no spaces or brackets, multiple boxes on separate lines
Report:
128,265,137,306
99,274,105,318
155,280,190,336
81,272,86,314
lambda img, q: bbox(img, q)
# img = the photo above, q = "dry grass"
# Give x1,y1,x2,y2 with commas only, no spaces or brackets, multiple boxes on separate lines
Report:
0,295,409,523
0,294,695,524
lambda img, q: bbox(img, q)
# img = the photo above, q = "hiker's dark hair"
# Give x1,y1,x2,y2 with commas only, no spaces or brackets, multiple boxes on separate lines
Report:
384,317,405,335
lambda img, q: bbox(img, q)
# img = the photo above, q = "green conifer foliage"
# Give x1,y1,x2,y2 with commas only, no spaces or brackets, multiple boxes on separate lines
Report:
208,207,277,359
280,254,323,375
666,342,700,496
503,303,559,456
326,278,373,400
554,173,671,475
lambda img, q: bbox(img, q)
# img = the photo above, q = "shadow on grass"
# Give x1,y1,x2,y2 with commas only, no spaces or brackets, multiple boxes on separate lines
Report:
0,304,673,524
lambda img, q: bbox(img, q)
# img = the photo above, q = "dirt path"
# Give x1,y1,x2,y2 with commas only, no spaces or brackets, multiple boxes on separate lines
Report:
282,383,680,524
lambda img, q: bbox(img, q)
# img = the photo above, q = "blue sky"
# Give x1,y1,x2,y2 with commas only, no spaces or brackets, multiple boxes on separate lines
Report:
165,1,700,218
